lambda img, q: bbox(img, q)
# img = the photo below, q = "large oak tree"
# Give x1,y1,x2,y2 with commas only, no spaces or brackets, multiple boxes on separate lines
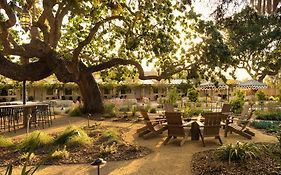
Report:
0,0,232,113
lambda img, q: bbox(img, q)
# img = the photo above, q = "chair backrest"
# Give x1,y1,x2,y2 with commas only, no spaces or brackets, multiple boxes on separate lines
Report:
139,108,156,130
221,104,231,113
240,109,255,130
164,103,174,112
165,112,185,137
202,112,223,136
240,105,250,119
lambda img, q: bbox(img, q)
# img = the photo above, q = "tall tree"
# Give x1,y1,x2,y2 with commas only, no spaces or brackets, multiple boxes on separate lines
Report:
0,0,230,113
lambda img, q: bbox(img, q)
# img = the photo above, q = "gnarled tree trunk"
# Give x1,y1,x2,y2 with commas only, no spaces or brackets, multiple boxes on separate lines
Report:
76,72,104,114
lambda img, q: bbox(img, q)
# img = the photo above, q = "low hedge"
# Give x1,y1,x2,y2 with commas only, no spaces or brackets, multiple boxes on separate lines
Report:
251,121,280,133
255,111,281,121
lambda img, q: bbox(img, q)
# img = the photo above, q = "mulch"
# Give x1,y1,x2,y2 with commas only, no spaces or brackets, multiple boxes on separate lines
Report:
191,143,281,175
0,126,152,167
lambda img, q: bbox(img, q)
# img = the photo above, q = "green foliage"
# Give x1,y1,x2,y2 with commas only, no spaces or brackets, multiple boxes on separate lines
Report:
183,106,205,118
20,152,36,161
51,146,69,159
277,127,281,145
149,108,157,113
220,6,281,79
230,90,245,114
255,90,266,101
6,151,41,175
187,88,199,102
251,121,280,132
216,141,260,163
101,128,122,144
255,111,281,121
18,131,53,151
0,136,13,148
68,104,85,117
166,88,179,105
104,103,116,114
234,90,245,101
131,105,137,116
118,106,130,112
54,126,92,147
144,103,151,112
100,142,118,156
103,103,116,118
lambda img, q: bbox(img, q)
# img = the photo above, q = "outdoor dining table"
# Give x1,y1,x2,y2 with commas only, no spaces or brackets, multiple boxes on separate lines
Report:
0,103,49,128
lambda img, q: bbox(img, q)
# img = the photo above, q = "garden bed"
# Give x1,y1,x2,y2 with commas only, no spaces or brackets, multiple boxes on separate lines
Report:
0,125,151,167
191,143,281,175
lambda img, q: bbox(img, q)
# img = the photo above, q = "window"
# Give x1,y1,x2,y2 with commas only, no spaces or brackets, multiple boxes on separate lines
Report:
46,88,53,95
65,88,72,95
0,89,8,96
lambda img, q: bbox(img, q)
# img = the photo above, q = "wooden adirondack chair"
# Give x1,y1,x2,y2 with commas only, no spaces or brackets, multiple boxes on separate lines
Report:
137,108,167,138
221,103,233,128
163,112,192,146
197,112,224,147
225,108,255,139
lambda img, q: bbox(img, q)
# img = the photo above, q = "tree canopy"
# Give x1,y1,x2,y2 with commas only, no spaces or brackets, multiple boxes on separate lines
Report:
219,6,281,81
0,0,234,113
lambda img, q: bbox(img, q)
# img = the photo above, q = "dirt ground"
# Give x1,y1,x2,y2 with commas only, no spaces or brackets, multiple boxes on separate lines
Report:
0,115,277,175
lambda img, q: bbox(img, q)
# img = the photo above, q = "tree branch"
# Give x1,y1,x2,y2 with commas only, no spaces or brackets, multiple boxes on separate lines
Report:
0,0,16,29
0,54,53,81
86,58,188,81
72,16,127,63
49,2,70,48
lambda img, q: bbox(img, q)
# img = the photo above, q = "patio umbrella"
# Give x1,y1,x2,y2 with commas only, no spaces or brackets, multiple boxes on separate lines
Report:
238,80,267,108
238,80,267,90
198,81,228,103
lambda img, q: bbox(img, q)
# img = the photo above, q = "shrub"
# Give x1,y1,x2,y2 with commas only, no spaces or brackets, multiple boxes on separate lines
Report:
230,98,244,114
100,142,118,156
0,135,13,148
216,141,260,163
149,108,157,113
131,105,137,116
255,111,281,121
101,128,122,144
54,126,92,147
255,90,266,101
144,103,151,112
20,152,36,161
19,131,53,151
68,104,85,116
234,90,245,101
119,106,130,112
188,88,199,102
104,103,116,114
167,88,179,105
51,146,69,159
184,106,205,118
251,121,279,132
103,103,116,118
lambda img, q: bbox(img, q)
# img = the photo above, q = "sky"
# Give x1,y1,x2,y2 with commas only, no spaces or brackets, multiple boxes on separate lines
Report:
143,0,252,81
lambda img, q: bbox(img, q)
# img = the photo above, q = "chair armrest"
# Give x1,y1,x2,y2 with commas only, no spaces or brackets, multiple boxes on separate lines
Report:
183,121,194,127
196,121,204,127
